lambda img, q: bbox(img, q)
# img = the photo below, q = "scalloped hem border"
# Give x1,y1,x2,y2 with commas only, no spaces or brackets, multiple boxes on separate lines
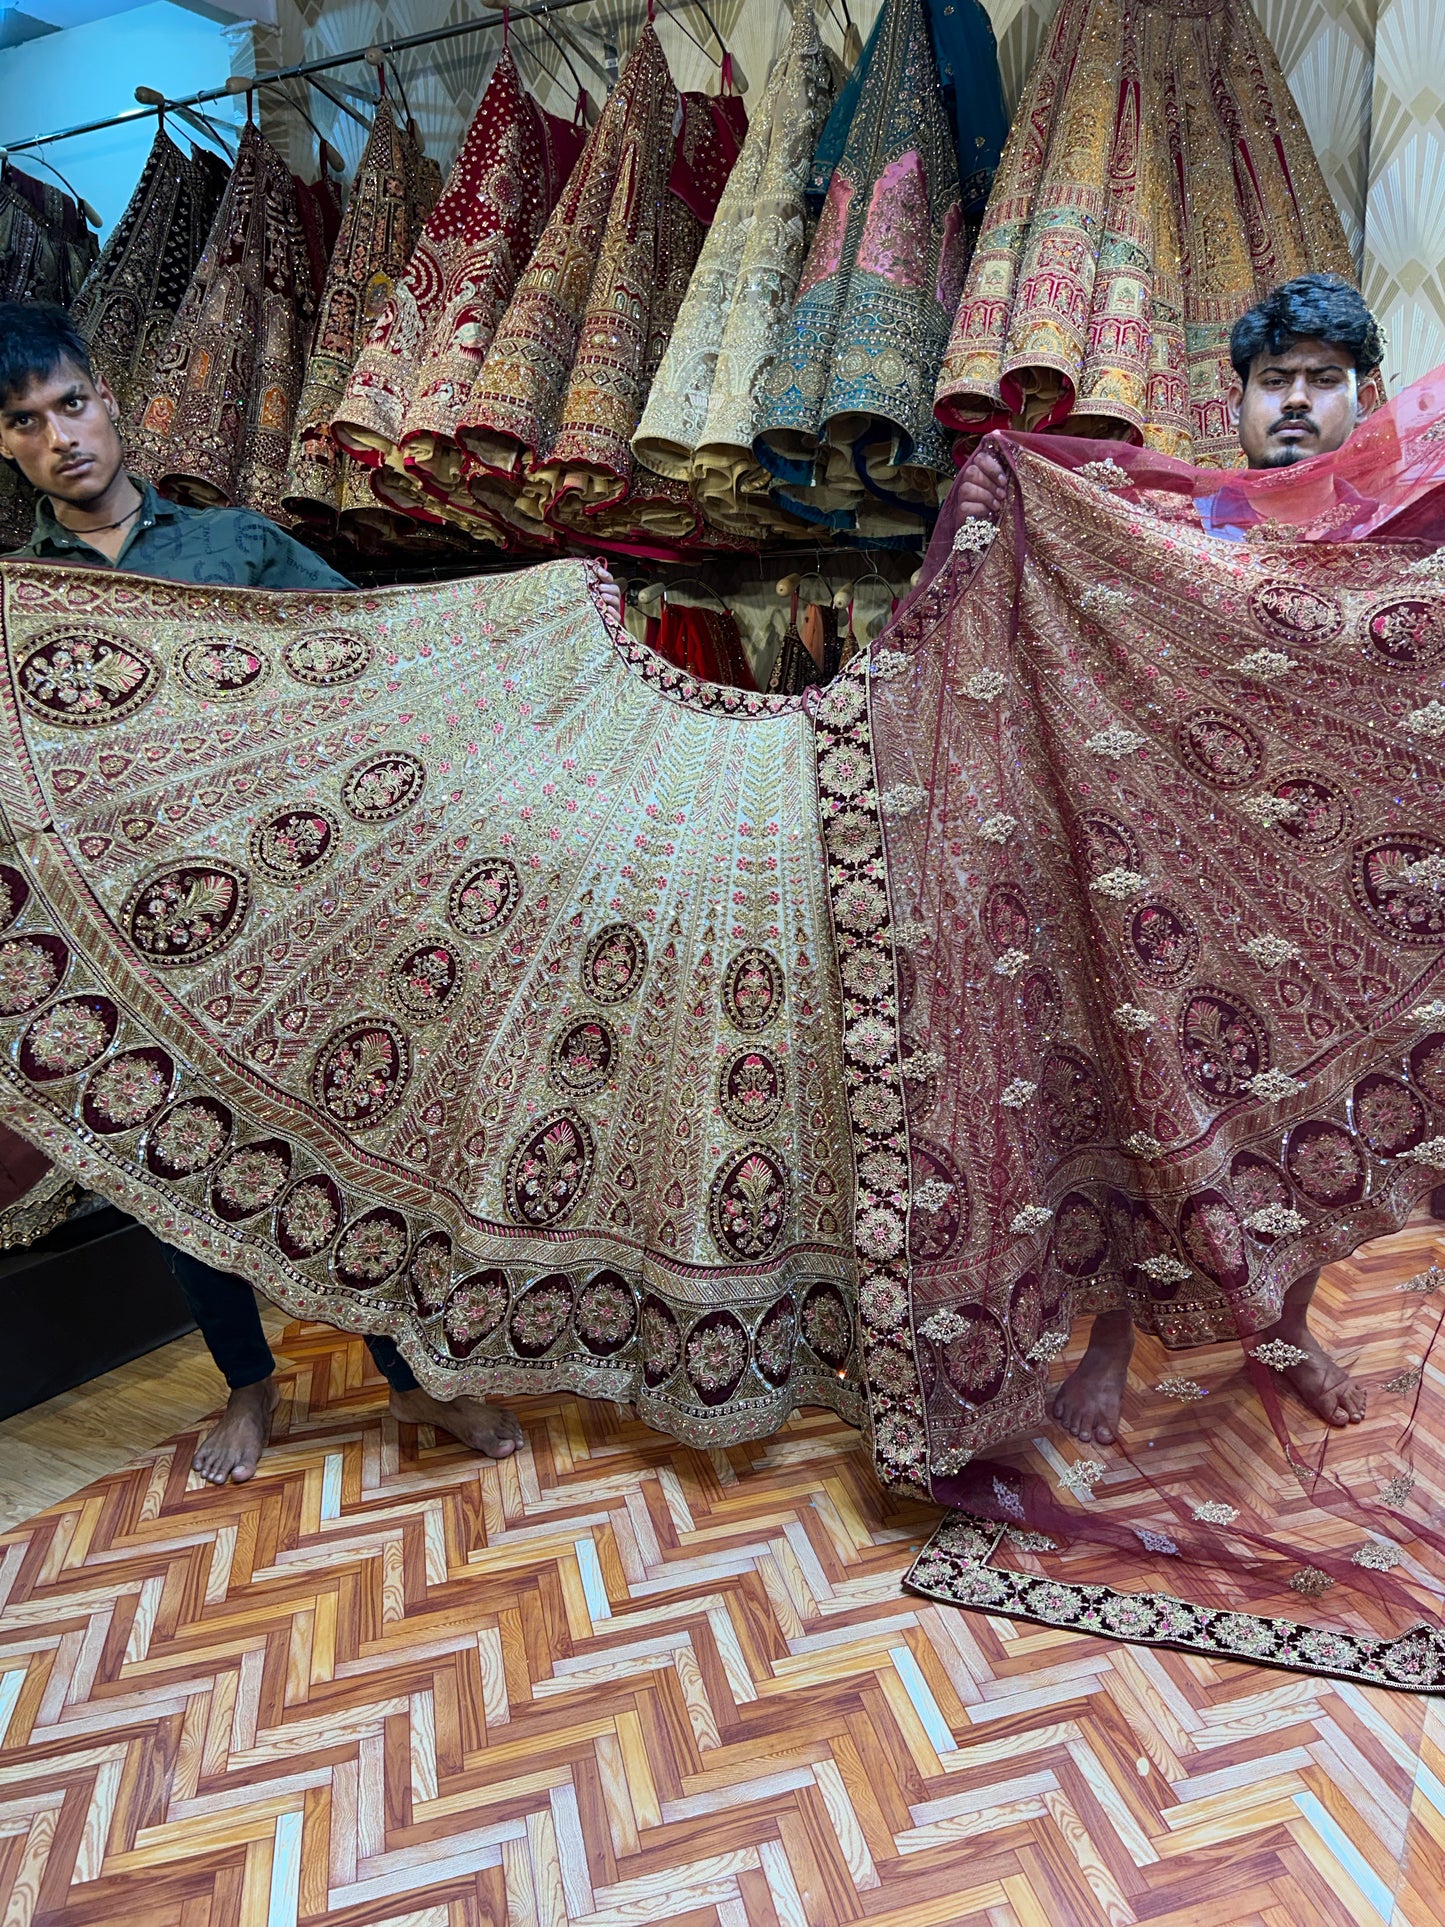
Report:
904,1511,1445,1695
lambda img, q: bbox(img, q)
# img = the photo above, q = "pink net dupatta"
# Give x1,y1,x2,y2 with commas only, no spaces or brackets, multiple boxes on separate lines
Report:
844,373,1445,1688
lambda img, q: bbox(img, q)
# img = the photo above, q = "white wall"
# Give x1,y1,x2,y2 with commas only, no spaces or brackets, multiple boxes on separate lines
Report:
0,1,244,240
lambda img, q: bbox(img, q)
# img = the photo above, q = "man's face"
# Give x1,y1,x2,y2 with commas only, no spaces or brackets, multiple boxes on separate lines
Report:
1229,337,1373,469
0,360,125,503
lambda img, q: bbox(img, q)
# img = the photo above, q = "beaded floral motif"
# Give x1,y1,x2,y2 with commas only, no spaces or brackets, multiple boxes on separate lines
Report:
1124,1132,1163,1157
282,631,371,687
978,813,1017,844
1247,1069,1306,1101
1113,1004,1153,1031
150,1099,230,1175
312,1022,412,1128
278,1179,340,1256
213,1144,290,1217
85,1050,171,1129
505,1111,595,1227
1091,867,1148,900
1156,1377,1207,1401
21,997,113,1076
448,860,522,941
1000,1079,1037,1108
17,630,159,727
125,865,249,966
1058,1458,1106,1495
1290,1567,1334,1599
1235,649,1295,680
249,809,338,883
1251,1339,1310,1370
1011,1205,1054,1235
0,937,64,1015
1244,1204,1308,1235
1405,701,1445,739
952,517,997,554
336,1213,409,1283
1240,934,1300,967
1085,724,1147,759
964,669,1006,701
341,753,426,823
179,638,269,700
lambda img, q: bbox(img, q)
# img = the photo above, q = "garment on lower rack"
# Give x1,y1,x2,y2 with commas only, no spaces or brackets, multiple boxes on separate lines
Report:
331,53,584,536
933,0,1353,463
130,124,318,521
631,3,834,540
72,130,229,418
648,601,756,689
753,0,969,543
283,101,439,529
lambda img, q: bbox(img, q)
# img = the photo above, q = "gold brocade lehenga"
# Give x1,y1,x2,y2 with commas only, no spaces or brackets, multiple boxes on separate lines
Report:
7,377,1445,1687
281,101,438,533
933,0,1353,462
631,3,835,540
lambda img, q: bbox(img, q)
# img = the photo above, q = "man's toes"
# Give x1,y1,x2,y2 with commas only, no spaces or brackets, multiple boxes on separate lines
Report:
1093,1421,1116,1445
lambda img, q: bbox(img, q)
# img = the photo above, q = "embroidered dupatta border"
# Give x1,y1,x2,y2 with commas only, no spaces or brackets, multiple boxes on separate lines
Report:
905,1513,1445,1694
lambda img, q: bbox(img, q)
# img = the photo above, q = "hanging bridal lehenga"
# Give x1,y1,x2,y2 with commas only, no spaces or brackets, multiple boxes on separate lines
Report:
282,99,439,530
129,121,321,522
933,0,1355,462
330,50,586,534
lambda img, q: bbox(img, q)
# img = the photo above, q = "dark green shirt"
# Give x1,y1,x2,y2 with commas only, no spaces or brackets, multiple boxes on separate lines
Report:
5,477,353,590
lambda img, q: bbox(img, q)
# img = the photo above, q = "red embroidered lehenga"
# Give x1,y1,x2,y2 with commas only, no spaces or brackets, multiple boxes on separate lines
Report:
2,379,1445,1685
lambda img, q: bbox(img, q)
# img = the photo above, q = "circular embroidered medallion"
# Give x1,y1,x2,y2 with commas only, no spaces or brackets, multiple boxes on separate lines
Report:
179,637,270,700
211,1138,292,1221
1248,580,1344,645
939,1305,1008,1404
640,1294,681,1385
17,628,160,727
146,1097,233,1178
504,1110,595,1225
576,1270,637,1356
1229,1151,1292,1229
1078,811,1142,877
386,943,460,1022
1178,988,1269,1099
81,1046,174,1133
982,884,1030,957
248,807,339,883
801,1280,852,1367
1008,1271,1044,1359
1410,1032,1445,1106
582,923,647,1004
1352,1074,1428,1155
1364,598,1445,668
721,948,785,1031
1130,900,1199,986
334,1208,410,1289
685,1310,750,1406
282,629,372,685
19,994,116,1080
0,934,67,1015
124,862,249,966
1039,1047,1107,1149
341,753,426,822
311,1020,412,1127
447,858,521,939
754,1295,797,1387
718,1047,785,1131
1178,708,1263,789
276,1175,343,1259
444,1270,510,1357
1178,1190,1248,1291
1352,837,1445,944
908,1138,967,1260
0,864,31,933
709,1144,791,1260
407,1232,453,1313
508,1273,574,1357
1261,770,1352,854
1286,1120,1366,1206
1048,1192,1108,1276
549,1017,618,1096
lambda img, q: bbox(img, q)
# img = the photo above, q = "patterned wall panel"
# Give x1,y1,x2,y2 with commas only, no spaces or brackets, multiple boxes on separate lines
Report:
1361,0,1445,387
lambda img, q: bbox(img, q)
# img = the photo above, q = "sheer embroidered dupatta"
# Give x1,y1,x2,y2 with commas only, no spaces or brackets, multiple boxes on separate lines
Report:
838,377,1445,1687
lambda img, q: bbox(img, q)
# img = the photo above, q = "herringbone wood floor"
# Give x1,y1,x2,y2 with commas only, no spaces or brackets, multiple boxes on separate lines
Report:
3,1228,1445,1926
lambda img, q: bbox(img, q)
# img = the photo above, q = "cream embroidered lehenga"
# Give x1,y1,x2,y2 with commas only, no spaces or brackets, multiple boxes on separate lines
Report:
4,376,1445,1686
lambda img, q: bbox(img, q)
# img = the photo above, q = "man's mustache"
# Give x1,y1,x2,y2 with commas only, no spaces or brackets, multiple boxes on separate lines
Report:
1270,413,1318,436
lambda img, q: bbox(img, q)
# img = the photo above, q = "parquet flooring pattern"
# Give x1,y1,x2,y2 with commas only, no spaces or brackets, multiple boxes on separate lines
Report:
4,1228,1445,1926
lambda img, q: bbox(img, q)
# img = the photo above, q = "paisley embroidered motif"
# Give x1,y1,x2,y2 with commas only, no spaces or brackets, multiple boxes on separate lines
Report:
504,1110,595,1226
721,947,785,1031
124,863,249,966
311,1020,412,1127
17,629,159,727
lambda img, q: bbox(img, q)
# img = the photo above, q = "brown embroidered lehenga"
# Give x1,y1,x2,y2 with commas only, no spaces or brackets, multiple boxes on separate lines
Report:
3,376,1445,1687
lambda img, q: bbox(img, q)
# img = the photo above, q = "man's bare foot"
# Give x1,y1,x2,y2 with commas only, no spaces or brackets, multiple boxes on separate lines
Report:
1050,1308,1133,1445
192,1377,280,1485
1256,1319,1366,1427
389,1387,523,1458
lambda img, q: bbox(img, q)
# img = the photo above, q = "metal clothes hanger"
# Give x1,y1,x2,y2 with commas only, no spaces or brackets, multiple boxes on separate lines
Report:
6,147,102,226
